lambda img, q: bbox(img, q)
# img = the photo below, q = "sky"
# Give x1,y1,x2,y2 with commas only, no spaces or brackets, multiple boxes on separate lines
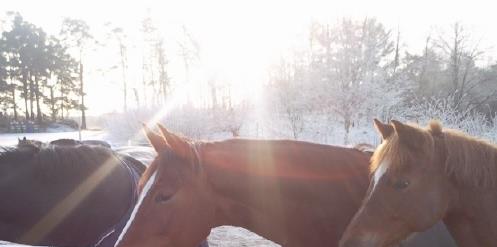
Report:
2,0,497,116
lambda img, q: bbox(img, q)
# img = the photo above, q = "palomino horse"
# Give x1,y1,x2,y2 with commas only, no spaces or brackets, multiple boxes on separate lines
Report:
115,125,454,247
340,119,497,247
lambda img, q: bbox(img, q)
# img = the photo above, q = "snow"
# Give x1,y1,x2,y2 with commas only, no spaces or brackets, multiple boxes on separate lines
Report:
0,242,42,247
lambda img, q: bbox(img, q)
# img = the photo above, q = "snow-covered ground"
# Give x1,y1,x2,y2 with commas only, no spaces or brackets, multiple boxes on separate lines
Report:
0,227,279,247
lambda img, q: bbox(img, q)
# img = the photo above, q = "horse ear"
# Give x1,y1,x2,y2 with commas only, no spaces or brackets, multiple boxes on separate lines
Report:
373,118,394,140
157,124,191,159
143,124,169,152
391,120,424,147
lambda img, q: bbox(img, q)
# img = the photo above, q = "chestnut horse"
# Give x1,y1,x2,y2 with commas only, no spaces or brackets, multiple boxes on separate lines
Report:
341,119,497,247
116,125,454,247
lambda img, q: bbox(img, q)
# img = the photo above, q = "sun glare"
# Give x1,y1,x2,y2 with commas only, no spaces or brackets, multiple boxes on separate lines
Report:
2,0,497,117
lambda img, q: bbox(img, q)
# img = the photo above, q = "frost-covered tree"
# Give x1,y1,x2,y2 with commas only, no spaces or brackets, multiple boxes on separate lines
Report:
309,18,400,144
267,53,312,139
434,23,494,113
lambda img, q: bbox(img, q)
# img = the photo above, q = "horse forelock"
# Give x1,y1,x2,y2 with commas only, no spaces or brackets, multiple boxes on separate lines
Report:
370,126,434,175
138,143,202,192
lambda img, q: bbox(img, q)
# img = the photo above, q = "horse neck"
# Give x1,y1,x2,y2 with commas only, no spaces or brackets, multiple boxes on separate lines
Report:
438,132,497,246
198,139,370,231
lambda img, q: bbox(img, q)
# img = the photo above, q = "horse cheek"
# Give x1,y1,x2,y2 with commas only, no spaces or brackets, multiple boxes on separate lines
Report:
412,179,449,230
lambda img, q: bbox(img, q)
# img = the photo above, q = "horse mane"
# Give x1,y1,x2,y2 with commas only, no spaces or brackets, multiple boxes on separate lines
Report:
443,128,497,188
0,143,123,181
371,120,497,188
0,144,40,163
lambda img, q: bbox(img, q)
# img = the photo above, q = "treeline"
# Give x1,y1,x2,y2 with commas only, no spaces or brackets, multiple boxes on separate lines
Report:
267,19,497,143
0,13,92,128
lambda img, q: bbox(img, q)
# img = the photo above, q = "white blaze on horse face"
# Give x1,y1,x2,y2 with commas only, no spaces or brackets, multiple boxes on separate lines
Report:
114,172,157,247
372,160,389,191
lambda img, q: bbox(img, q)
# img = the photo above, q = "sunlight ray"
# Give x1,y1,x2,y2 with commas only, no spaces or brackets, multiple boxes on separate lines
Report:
19,158,120,243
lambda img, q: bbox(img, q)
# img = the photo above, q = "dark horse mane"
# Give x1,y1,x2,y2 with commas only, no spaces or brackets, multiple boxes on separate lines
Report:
0,143,144,181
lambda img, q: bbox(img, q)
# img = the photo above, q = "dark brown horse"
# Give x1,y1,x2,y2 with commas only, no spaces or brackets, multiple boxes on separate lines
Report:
115,125,454,247
340,119,496,247
0,141,145,247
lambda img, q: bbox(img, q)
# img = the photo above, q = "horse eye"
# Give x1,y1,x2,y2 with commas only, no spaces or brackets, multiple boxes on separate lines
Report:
154,193,172,204
392,180,410,190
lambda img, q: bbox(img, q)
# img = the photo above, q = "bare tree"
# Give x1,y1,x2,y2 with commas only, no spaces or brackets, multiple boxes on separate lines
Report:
106,23,129,112
435,23,494,115
178,25,200,105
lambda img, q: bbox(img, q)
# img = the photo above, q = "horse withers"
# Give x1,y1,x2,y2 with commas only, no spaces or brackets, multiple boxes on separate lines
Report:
115,125,454,247
340,119,496,247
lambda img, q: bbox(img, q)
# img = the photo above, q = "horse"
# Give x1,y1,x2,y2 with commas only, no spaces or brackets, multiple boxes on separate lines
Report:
340,119,497,247
0,140,145,247
114,125,454,247
18,137,112,149
48,138,112,148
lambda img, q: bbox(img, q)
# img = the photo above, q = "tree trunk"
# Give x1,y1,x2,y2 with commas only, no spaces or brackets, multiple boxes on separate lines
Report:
22,73,29,120
29,75,35,121
120,44,128,112
142,54,147,108
11,85,17,121
133,88,140,109
34,77,42,124
80,61,87,129
50,86,55,121
344,116,351,145
60,82,64,119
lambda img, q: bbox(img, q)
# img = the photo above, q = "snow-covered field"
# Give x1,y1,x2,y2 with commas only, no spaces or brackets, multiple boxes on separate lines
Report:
0,131,280,247
0,227,279,247
0,227,279,246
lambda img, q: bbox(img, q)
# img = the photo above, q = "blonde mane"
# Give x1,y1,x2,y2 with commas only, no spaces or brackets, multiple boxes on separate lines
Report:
443,128,497,188
371,120,497,188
